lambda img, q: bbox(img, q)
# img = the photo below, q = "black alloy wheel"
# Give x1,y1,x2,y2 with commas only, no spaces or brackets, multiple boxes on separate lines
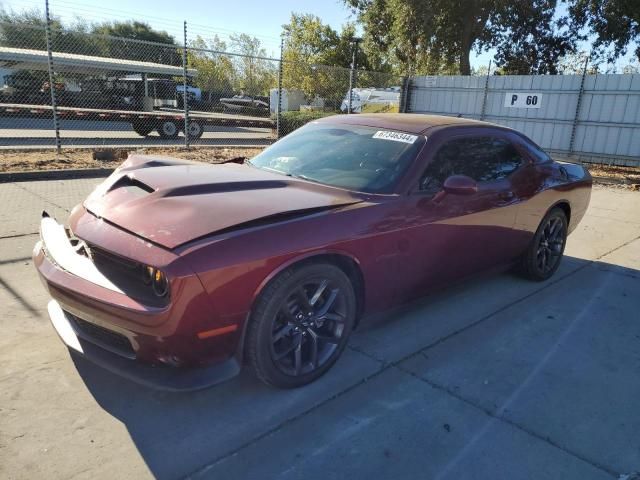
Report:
270,279,346,376
537,215,566,275
247,263,356,388
521,207,568,281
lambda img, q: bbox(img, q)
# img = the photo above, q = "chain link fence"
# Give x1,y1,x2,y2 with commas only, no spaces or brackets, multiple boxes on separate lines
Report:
0,17,405,152
406,72,640,167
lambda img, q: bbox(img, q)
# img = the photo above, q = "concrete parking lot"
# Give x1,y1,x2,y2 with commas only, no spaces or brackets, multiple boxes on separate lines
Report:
0,176,639,479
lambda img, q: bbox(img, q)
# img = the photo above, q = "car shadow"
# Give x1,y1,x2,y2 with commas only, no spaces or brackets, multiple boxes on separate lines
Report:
72,254,632,479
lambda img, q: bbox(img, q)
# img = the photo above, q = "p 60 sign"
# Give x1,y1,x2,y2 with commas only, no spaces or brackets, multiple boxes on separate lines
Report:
504,92,542,109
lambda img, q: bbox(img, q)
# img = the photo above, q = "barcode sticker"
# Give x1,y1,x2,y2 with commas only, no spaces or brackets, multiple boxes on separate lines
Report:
372,130,418,144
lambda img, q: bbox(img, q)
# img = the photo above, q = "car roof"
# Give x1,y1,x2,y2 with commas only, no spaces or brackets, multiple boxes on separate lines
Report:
315,113,495,135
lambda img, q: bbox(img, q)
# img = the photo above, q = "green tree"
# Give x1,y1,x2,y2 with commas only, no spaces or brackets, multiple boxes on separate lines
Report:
91,20,180,65
188,35,235,93
567,0,640,62
492,2,575,74
282,13,357,67
282,14,376,109
0,10,179,64
229,33,276,96
557,50,600,74
345,0,576,75
0,8,101,55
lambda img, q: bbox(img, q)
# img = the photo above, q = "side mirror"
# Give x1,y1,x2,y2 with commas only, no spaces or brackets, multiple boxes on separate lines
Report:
442,175,478,195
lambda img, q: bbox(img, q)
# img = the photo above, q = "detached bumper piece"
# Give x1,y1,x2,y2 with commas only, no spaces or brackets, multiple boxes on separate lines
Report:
48,299,240,392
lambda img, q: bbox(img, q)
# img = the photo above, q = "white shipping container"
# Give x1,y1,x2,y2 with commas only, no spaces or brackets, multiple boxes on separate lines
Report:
270,88,306,113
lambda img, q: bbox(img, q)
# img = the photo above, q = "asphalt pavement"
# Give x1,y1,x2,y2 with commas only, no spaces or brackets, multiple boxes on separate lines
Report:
0,177,639,480
0,117,272,148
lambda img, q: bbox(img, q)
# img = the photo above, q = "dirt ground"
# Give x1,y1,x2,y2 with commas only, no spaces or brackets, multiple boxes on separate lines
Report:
0,147,638,189
0,147,265,172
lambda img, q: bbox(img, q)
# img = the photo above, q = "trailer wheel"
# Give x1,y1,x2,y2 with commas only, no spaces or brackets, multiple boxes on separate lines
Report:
132,122,153,137
186,120,204,139
158,120,179,139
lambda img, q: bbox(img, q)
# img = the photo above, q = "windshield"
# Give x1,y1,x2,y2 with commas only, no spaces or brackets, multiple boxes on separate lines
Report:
249,122,425,193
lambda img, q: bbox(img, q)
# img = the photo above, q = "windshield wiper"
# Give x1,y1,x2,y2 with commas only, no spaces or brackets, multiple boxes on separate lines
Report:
220,156,247,165
286,172,315,182
250,164,318,184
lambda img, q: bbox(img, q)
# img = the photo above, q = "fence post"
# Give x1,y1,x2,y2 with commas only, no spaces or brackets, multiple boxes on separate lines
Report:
348,38,361,114
569,55,590,156
182,20,190,149
480,59,491,121
400,75,411,113
276,34,284,139
44,0,61,154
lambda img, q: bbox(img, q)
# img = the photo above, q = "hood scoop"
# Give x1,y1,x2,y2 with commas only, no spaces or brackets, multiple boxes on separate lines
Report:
161,180,288,198
190,204,350,242
85,160,363,249
108,175,154,193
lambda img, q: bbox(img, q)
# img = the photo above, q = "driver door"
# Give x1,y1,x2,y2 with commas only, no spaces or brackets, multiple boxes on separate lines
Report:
391,132,525,302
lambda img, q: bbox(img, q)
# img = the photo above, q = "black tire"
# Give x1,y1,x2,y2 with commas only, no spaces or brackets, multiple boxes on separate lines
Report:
520,207,568,281
247,262,356,388
132,122,154,137
186,120,204,139
157,120,179,139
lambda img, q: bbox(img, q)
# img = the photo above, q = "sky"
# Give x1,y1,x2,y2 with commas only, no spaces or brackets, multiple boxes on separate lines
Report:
1,0,354,56
1,0,636,71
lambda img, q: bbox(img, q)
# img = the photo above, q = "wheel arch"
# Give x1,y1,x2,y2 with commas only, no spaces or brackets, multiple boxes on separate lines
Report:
549,200,571,225
237,250,366,365
254,250,365,321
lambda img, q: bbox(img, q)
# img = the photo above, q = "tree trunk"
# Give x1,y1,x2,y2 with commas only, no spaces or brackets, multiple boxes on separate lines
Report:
459,49,472,75
459,19,474,75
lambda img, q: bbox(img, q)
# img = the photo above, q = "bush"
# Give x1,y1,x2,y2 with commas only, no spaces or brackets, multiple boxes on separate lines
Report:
274,110,335,136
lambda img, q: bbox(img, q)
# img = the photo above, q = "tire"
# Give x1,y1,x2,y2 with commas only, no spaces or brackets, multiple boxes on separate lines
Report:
186,120,204,139
132,122,153,137
247,262,357,388
157,120,179,139
520,207,568,281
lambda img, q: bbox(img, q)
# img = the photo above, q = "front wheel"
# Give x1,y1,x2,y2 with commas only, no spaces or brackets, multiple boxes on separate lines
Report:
520,207,568,281
247,263,356,388
157,120,179,139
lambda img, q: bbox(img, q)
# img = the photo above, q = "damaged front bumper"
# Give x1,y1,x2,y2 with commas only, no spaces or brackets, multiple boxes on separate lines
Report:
34,212,241,391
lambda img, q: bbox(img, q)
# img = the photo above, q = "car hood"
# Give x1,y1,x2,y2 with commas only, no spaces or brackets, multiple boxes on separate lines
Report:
84,156,363,249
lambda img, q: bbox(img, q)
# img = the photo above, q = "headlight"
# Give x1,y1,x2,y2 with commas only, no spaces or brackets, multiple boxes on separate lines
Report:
142,265,169,297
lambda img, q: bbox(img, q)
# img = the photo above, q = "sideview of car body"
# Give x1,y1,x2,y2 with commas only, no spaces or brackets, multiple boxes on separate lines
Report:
34,114,592,390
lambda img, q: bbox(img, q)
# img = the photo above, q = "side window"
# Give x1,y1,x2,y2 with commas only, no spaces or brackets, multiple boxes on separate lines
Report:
420,136,523,193
525,139,552,164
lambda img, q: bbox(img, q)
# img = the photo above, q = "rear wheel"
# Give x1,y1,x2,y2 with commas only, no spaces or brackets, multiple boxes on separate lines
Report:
186,120,204,139
520,207,568,281
132,122,153,137
247,262,356,388
157,120,179,139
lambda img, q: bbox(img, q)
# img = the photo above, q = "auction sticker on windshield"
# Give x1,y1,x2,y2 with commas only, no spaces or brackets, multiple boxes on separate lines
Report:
372,130,418,144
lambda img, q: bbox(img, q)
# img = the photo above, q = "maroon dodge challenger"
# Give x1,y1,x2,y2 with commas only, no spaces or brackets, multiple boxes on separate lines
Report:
34,114,591,390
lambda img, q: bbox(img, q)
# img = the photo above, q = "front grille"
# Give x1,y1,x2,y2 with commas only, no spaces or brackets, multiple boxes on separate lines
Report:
68,313,136,359
87,245,169,308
